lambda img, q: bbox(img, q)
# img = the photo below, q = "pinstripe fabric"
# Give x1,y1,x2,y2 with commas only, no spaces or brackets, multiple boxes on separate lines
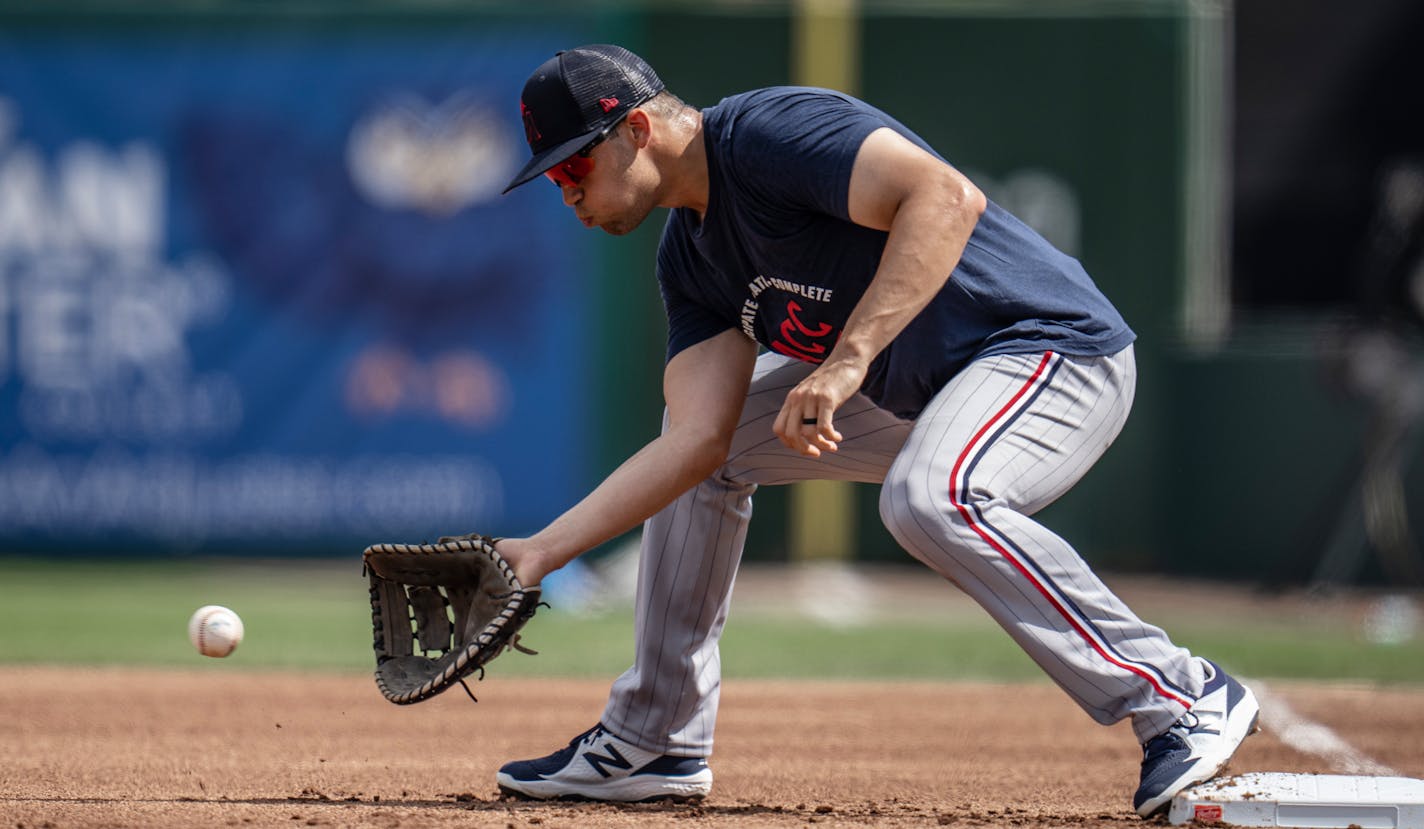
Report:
602,353,911,755
603,346,1201,755
879,347,1202,742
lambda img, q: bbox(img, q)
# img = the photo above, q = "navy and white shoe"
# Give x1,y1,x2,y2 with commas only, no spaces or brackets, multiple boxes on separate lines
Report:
1134,660,1261,817
497,724,712,802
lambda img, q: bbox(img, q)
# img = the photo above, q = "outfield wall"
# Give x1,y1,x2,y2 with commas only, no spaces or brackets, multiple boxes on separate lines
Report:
0,1,1413,586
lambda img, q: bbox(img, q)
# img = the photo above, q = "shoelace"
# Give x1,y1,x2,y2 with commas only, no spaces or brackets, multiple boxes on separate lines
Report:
580,726,607,747
1142,711,1200,761
1171,711,1201,734
539,726,603,768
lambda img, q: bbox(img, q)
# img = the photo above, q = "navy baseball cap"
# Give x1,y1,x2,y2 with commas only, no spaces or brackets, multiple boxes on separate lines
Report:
502,44,665,194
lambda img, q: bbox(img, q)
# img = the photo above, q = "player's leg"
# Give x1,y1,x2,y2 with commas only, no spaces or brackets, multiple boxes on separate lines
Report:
497,352,910,801
881,348,1188,731
602,352,909,750
876,346,1258,817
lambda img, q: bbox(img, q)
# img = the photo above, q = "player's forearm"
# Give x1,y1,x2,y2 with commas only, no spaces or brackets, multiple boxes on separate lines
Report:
831,182,984,368
523,427,726,574
502,332,754,585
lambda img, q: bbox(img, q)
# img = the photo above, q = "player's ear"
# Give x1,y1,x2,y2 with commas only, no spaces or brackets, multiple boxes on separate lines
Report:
624,108,653,148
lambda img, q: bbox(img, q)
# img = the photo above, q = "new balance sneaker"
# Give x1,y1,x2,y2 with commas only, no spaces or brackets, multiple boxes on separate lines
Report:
1134,660,1261,817
497,724,713,802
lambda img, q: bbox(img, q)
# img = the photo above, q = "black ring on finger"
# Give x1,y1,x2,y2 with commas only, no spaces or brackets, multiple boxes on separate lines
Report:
801,418,818,426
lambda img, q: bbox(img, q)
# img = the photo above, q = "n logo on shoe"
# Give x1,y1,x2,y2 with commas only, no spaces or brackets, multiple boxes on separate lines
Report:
583,743,634,778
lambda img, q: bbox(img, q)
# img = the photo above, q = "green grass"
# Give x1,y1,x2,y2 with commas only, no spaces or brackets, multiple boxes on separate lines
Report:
1,557,1421,684
0,558,371,670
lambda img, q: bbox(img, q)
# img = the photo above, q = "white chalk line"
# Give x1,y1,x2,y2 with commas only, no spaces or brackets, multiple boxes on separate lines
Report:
1245,678,1398,776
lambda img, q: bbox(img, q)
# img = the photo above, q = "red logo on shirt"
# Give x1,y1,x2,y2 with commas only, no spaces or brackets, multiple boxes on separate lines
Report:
771,300,836,363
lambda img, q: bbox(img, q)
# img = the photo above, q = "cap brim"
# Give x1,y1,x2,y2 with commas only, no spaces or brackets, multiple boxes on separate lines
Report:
502,127,602,194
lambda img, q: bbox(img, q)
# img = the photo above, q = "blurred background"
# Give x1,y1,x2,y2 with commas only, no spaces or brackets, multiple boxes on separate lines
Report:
0,0,1420,603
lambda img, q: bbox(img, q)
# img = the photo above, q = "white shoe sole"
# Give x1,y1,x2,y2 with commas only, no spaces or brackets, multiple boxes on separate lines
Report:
1136,686,1262,817
496,768,712,802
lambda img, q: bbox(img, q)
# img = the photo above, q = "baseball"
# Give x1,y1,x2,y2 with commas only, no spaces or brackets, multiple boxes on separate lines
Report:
188,605,244,658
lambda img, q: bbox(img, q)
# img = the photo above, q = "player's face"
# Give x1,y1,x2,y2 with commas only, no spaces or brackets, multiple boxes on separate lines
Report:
547,121,660,236
542,127,608,191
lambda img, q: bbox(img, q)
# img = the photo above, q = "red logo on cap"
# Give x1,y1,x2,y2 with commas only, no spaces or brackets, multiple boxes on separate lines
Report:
598,97,620,113
520,101,541,143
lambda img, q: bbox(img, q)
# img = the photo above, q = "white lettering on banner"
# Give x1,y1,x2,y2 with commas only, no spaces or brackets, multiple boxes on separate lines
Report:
0,141,163,258
0,446,506,543
0,96,239,441
19,270,87,388
17,374,244,442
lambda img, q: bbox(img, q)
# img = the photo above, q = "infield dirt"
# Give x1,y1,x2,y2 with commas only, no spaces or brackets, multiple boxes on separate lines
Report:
3,668,1422,828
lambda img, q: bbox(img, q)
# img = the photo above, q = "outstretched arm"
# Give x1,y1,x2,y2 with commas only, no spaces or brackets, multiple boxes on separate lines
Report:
772,127,986,456
497,328,759,587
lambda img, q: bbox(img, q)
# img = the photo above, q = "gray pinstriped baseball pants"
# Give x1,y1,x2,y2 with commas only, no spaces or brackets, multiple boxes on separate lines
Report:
601,345,1205,756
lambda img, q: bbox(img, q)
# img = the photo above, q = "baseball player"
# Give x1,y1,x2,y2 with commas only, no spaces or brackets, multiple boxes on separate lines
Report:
493,44,1260,818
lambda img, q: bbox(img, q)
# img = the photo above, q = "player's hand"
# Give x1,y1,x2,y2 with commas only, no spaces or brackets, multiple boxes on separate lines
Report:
492,537,555,588
772,358,865,457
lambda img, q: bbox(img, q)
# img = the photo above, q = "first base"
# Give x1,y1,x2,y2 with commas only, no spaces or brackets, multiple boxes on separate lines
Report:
1170,773,1424,828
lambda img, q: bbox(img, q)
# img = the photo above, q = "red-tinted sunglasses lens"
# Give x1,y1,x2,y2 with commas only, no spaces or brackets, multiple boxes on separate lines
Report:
544,154,595,188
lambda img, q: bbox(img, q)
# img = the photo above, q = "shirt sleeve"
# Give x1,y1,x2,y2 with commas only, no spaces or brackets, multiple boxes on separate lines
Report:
661,282,732,363
723,89,886,222
656,217,739,363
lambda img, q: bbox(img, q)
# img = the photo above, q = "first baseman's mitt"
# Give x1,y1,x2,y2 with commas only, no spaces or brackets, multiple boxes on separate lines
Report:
363,533,541,705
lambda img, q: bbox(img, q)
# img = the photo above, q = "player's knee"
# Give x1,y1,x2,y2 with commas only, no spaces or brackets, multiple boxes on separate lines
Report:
880,468,988,551
878,467,924,532
877,475,968,538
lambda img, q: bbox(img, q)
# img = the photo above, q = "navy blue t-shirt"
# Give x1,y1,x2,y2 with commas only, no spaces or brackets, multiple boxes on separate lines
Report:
657,87,1135,419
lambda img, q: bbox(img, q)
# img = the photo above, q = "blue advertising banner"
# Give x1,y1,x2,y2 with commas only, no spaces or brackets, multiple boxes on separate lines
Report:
0,28,592,552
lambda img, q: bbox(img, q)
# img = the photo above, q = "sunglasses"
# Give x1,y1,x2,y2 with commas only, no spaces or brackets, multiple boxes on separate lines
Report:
544,122,619,189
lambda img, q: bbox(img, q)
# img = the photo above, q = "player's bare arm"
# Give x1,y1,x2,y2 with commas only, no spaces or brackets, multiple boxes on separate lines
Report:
773,127,986,457
497,328,757,587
